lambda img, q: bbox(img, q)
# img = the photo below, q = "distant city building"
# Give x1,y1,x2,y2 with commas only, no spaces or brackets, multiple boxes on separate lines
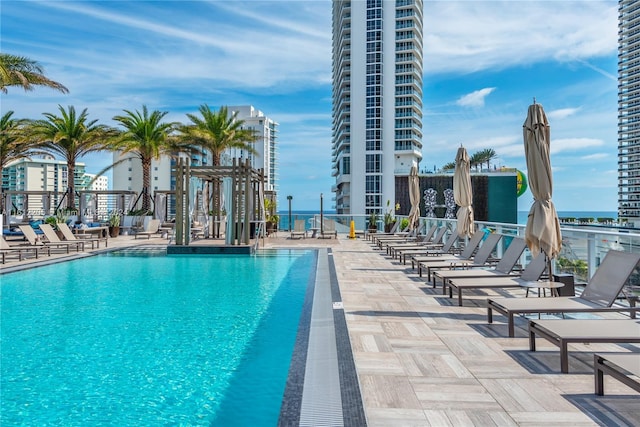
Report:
331,0,424,215
226,105,278,194
112,104,278,202
85,173,109,215
112,154,173,194
618,0,640,223
1,156,88,215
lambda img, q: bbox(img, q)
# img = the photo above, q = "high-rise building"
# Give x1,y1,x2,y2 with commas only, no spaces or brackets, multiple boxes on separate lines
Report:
226,105,278,194
331,0,423,216
618,0,640,223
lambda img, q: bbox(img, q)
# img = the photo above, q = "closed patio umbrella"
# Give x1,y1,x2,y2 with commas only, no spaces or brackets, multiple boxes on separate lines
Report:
407,165,420,231
454,146,474,237
523,101,562,266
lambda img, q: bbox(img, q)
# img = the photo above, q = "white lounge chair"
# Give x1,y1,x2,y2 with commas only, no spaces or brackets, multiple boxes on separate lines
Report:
135,219,161,239
319,219,338,239
0,235,50,263
22,224,82,253
58,222,106,249
290,219,307,239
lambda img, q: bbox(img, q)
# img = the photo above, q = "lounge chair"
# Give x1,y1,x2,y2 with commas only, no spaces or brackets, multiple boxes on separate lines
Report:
135,219,161,239
487,250,640,337
401,231,459,265
370,221,405,244
418,232,503,282
57,222,106,249
0,235,50,263
290,219,307,239
594,353,640,395
21,224,82,253
433,237,528,290
411,228,485,274
528,318,640,373
387,226,444,258
319,219,338,239
445,253,547,306
374,225,423,249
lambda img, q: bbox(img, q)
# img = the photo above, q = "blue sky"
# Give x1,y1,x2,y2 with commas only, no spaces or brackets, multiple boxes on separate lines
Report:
1,0,619,212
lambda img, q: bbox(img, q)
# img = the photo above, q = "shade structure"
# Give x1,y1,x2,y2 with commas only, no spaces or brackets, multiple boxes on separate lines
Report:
523,102,562,260
407,165,420,231
454,146,474,237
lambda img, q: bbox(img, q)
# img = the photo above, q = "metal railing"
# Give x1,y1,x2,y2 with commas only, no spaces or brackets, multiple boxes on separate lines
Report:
281,213,640,288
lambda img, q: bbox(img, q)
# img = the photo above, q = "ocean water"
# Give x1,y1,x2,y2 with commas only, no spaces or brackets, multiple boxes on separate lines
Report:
517,211,618,225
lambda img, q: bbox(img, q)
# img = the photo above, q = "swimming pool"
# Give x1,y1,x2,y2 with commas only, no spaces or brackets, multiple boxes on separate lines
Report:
1,249,316,426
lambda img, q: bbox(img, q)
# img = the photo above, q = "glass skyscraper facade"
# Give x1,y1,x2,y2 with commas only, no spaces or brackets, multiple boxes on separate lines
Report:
618,0,640,222
332,0,423,215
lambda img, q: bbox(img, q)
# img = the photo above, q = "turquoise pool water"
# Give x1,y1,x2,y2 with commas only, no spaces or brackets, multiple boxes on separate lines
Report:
1,249,315,426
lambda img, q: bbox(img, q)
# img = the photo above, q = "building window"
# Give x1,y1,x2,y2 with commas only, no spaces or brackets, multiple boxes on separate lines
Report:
366,154,382,173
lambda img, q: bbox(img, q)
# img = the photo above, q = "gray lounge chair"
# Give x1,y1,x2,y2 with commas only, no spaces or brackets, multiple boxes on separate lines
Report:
594,353,640,395
528,318,640,373
403,231,459,265
388,226,445,258
374,224,424,249
411,229,485,274
487,250,640,337
419,232,503,282
433,237,528,290
446,252,547,306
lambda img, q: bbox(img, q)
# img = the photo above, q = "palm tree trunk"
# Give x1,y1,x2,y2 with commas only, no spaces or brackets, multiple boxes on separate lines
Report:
67,160,75,210
142,158,151,211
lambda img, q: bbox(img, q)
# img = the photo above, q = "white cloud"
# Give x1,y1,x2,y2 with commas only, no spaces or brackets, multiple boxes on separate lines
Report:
424,1,617,75
456,88,496,107
548,107,581,120
551,138,604,154
580,153,609,160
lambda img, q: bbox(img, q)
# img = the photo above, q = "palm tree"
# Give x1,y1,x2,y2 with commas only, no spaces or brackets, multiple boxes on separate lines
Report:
27,105,115,210
441,161,456,171
475,148,498,171
0,111,40,183
112,105,178,212
469,151,484,172
178,105,258,165
0,53,69,94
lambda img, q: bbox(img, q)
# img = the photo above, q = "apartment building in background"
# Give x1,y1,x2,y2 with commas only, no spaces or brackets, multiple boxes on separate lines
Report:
331,0,424,215
1,156,89,215
112,105,278,201
618,0,640,224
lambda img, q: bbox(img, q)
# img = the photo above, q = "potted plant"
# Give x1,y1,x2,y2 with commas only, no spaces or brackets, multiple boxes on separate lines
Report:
45,212,67,239
264,199,278,235
368,211,379,232
383,200,398,233
108,213,121,237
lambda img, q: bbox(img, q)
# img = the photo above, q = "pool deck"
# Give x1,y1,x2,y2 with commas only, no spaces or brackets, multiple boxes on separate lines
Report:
2,232,639,426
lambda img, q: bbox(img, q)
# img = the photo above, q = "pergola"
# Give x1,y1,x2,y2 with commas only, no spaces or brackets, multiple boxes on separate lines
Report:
173,157,267,246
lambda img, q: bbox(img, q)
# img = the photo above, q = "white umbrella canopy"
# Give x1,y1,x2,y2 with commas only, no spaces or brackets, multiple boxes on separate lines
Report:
523,102,562,260
407,165,420,231
454,146,474,237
